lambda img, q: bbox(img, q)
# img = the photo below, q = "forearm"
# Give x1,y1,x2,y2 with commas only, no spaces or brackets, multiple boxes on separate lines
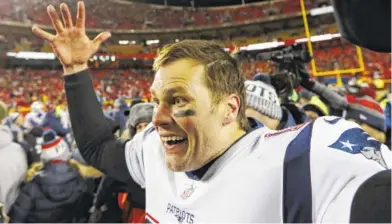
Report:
302,79,348,110
64,70,133,183
64,69,109,152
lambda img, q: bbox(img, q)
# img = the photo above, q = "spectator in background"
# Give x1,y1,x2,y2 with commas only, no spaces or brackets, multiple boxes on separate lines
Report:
124,102,154,139
343,96,387,144
9,129,91,223
2,112,24,143
383,94,391,147
303,98,329,121
245,77,306,130
245,79,282,129
0,100,28,217
301,93,329,121
110,97,128,136
22,101,46,130
41,104,71,138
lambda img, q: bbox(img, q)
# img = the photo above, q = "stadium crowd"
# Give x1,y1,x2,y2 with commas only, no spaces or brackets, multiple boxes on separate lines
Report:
0,0,329,29
0,43,390,222
0,0,391,223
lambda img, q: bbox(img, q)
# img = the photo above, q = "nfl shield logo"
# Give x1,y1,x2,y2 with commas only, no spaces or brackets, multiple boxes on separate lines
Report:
181,184,196,200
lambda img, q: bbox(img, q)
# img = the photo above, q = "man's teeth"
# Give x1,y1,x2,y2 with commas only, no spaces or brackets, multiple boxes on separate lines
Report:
161,136,186,142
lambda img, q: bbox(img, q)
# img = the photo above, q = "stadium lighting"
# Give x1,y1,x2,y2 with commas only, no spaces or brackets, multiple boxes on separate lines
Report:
7,51,56,60
6,52,17,57
93,56,98,61
224,48,230,51
310,6,334,16
119,40,129,45
295,33,341,43
105,55,110,60
146,39,160,45
246,41,285,51
175,39,179,42
131,41,136,44
111,56,116,62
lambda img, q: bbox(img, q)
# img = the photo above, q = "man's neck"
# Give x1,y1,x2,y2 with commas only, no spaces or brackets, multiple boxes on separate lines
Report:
186,128,247,180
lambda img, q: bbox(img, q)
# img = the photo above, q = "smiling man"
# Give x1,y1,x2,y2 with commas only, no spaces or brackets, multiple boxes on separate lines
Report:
150,47,247,172
31,2,392,223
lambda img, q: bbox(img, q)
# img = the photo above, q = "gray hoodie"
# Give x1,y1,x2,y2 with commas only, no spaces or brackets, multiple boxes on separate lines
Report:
0,125,27,212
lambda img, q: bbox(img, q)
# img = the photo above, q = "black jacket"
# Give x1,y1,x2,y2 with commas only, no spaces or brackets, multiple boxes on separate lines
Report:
9,162,92,223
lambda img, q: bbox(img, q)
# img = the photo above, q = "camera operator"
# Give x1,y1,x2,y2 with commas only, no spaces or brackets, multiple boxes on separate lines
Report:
252,44,349,117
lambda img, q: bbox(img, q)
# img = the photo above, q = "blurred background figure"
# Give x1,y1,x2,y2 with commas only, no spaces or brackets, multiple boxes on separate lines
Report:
0,0,390,222
299,89,329,121
344,96,387,143
9,129,92,223
23,101,46,131
125,102,154,138
0,101,27,218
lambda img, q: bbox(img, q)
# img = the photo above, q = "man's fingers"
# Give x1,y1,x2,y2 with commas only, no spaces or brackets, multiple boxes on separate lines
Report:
32,25,56,42
47,5,65,34
76,1,85,29
60,3,73,29
93,31,111,49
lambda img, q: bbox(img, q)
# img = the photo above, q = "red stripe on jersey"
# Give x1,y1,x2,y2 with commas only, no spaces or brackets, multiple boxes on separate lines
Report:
145,213,159,223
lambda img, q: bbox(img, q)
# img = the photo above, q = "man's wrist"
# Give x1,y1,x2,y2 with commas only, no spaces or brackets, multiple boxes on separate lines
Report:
63,63,89,76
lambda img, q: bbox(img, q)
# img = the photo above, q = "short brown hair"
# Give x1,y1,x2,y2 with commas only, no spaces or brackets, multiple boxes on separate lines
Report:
153,40,249,130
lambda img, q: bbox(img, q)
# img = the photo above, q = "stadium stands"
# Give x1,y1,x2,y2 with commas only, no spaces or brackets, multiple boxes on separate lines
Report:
0,68,154,107
0,0,317,30
0,0,389,109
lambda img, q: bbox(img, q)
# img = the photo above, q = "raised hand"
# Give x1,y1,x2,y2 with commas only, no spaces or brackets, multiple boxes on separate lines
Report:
32,1,111,75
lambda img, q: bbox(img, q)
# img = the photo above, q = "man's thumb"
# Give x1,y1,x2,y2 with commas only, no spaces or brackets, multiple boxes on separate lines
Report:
93,31,111,49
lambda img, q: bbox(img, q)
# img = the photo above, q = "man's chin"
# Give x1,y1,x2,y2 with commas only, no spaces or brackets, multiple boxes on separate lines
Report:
165,154,194,172
166,160,187,172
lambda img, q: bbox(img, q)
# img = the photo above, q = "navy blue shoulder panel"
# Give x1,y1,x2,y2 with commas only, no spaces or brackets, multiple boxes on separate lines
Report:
283,122,314,223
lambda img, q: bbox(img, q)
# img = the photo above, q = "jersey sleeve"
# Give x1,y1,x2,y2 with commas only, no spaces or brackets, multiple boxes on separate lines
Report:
124,123,155,188
310,116,391,222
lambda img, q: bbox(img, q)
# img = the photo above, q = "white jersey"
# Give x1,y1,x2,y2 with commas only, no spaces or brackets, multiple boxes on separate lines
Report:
23,111,46,130
125,116,391,223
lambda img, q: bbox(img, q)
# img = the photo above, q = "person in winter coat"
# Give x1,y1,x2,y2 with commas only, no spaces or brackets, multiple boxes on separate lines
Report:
9,129,92,223
0,124,28,217
245,79,307,130
110,98,129,136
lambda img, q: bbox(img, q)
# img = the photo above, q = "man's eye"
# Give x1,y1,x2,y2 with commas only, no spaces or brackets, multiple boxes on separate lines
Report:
174,98,187,106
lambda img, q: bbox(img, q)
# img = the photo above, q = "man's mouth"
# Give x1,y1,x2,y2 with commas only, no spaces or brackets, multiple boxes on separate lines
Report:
161,136,188,150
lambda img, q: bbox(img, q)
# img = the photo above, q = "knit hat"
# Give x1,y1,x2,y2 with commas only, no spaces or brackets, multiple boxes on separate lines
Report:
344,96,386,132
0,101,8,121
128,103,154,128
39,129,71,163
245,80,282,120
253,73,272,85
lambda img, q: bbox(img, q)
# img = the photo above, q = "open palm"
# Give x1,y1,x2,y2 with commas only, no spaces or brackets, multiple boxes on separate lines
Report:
32,1,111,73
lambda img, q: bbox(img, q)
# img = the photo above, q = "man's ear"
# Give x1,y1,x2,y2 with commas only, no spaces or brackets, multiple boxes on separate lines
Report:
222,94,241,126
